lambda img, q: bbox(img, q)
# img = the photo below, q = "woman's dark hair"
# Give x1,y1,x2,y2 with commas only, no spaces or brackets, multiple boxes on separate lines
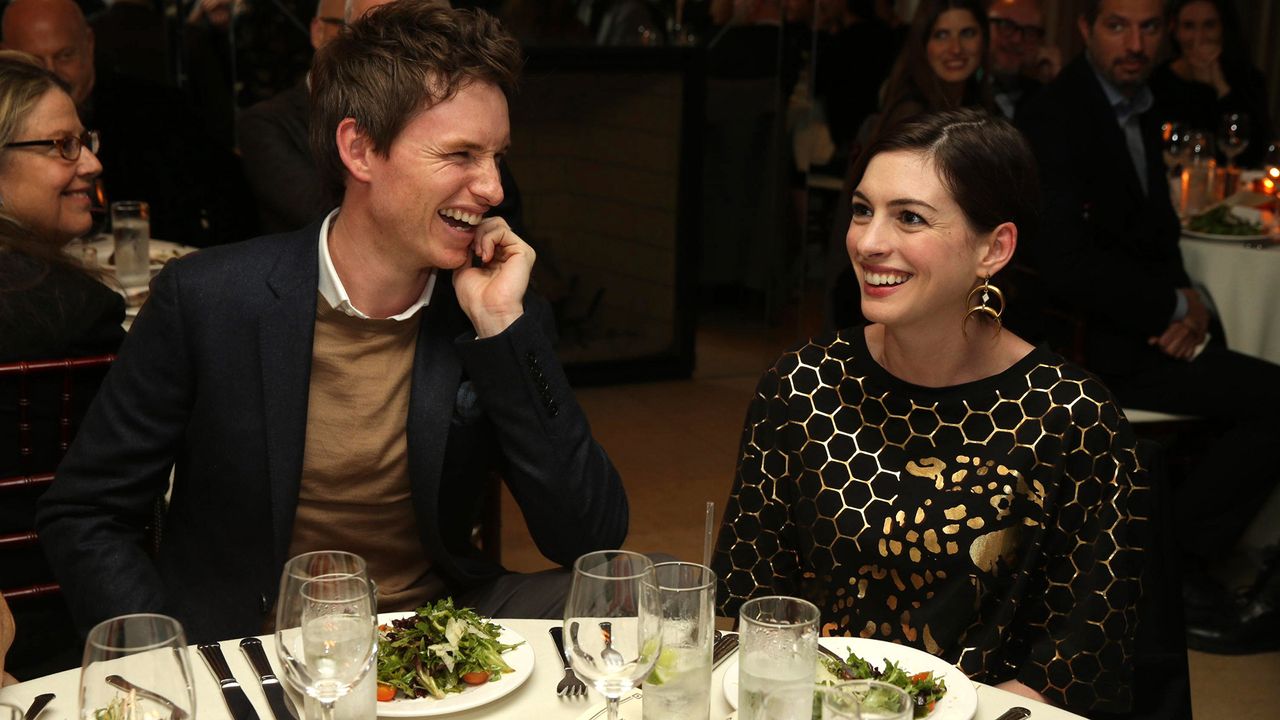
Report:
858,108,1040,246
1165,0,1253,77
878,0,993,126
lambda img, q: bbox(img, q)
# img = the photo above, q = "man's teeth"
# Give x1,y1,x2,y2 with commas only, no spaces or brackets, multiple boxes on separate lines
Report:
440,208,481,226
867,272,910,287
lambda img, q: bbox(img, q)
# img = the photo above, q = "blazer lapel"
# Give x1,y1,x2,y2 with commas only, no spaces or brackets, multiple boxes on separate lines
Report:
406,274,465,544
258,227,321,570
1072,59,1147,202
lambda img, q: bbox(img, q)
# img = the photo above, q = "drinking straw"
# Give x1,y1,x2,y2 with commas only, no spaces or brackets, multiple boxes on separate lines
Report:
702,501,715,569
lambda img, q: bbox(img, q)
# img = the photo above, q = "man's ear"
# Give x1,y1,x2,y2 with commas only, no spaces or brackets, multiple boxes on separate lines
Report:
978,221,1018,277
335,118,374,183
1077,14,1091,46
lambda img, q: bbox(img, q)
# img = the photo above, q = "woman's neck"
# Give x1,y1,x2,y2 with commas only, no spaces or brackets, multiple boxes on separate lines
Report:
867,319,1022,388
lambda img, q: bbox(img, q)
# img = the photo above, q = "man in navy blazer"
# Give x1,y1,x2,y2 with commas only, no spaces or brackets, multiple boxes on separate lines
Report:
36,1,628,643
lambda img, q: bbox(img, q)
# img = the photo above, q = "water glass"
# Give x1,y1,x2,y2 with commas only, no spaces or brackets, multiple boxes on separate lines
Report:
737,596,820,720
110,200,150,287
642,562,715,720
79,613,196,719
276,551,377,720
563,550,662,720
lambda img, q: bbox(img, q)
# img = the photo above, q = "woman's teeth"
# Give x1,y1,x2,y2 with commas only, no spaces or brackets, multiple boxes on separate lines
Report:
439,208,481,226
866,272,910,287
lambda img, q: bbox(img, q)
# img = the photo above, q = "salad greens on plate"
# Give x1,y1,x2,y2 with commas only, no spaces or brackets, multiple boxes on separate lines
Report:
376,599,523,701
818,649,948,718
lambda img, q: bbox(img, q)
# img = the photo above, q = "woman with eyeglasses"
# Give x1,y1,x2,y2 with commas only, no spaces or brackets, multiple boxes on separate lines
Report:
0,50,123,679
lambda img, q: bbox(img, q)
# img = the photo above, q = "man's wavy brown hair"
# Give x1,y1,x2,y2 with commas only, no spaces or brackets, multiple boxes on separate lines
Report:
309,1,523,204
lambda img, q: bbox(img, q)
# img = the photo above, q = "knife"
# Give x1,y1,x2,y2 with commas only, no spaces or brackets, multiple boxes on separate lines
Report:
198,642,263,720
240,637,298,720
23,693,54,720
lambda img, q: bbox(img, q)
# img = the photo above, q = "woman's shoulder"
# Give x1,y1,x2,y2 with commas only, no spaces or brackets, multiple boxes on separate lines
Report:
0,256,124,362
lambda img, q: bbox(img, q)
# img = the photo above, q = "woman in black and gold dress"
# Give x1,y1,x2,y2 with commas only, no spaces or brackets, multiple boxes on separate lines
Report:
712,109,1145,715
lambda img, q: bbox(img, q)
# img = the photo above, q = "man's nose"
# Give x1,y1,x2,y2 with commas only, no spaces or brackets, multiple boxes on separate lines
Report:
473,158,504,207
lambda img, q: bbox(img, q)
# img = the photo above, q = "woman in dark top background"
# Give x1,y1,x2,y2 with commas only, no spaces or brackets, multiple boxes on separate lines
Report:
0,50,123,679
1149,0,1271,167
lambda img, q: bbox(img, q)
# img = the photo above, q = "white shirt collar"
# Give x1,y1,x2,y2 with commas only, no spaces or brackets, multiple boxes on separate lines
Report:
317,208,436,321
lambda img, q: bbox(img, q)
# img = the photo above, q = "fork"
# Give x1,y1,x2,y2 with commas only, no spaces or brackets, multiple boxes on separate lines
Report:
817,644,857,680
105,674,189,720
549,626,588,698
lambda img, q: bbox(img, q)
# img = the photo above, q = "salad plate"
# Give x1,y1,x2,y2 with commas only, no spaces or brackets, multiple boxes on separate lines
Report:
1181,228,1278,243
375,611,535,717
721,636,977,720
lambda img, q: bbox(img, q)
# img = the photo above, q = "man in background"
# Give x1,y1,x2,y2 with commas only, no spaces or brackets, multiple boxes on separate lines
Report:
987,0,1058,119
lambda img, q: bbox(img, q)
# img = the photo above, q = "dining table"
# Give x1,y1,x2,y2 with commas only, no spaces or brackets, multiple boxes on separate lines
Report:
1180,233,1280,367
0,618,1085,720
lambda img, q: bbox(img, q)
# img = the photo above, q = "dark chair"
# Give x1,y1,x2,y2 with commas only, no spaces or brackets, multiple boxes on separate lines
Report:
1,354,114,678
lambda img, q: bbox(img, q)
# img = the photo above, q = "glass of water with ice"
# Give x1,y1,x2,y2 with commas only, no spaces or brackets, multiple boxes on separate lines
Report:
737,596,819,720
642,562,716,720
110,200,150,287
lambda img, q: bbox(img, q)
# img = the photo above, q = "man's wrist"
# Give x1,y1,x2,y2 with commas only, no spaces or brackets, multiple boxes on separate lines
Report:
473,310,524,338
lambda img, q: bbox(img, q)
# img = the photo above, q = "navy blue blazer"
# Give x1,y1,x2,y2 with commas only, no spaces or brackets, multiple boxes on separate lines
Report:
36,222,628,642
1016,56,1193,376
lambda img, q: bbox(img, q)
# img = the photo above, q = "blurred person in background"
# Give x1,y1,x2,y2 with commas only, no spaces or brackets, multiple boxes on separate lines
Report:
0,51,121,678
986,0,1058,119
1149,0,1270,167
1,0,257,246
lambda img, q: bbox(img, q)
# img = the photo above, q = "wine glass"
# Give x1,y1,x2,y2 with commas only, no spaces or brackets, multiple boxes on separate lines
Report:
79,613,196,720
562,550,661,720
1218,112,1250,169
1161,121,1190,176
0,705,19,720
1264,139,1279,231
275,550,377,720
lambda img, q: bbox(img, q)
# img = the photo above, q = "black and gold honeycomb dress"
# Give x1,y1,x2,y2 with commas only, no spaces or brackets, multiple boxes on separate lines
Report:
712,327,1147,714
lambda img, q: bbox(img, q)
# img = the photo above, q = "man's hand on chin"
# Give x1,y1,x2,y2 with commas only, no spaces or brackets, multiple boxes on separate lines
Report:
453,217,535,338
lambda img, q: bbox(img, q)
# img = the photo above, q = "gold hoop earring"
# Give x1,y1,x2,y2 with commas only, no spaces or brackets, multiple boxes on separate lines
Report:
963,277,1004,334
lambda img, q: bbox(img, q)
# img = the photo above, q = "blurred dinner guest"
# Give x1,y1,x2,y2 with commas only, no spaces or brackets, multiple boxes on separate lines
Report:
1,0,256,247
0,51,119,678
1149,0,1271,167
1015,0,1280,654
714,109,1145,714
986,0,1058,119
36,1,627,644
236,0,351,235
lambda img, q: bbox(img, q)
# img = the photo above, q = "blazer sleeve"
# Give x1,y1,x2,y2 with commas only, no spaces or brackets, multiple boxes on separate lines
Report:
451,295,628,567
35,263,196,633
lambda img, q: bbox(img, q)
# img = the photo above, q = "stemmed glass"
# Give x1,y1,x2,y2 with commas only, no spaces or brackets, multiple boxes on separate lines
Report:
0,705,19,720
1161,121,1190,176
1264,139,1280,231
79,613,196,719
275,551,377,720
563,550,661,720
1218,112,1250,170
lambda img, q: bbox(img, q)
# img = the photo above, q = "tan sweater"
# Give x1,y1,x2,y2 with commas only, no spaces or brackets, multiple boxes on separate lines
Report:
287,296,445,612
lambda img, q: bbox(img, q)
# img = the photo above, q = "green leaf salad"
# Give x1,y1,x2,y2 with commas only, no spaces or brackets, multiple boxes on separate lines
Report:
818,649,948,718
376,599,523,700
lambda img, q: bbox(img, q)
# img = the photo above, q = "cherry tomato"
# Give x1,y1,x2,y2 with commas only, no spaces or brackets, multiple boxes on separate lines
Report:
377,684,397,702
911,672,932,682
461,671,490,685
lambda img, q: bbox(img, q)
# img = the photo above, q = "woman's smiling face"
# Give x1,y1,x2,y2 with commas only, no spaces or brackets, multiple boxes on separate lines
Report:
927,9,984,85
846,149,988,331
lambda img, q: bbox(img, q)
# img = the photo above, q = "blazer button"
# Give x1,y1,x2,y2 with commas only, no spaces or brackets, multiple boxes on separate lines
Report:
526,351,538,366
260,593,270,615
547,400,559,417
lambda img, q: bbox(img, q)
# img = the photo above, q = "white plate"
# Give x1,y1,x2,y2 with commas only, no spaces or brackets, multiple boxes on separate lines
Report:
1182,228,1278,243
84,236,196,269
722,637,977,720
375,612,535,717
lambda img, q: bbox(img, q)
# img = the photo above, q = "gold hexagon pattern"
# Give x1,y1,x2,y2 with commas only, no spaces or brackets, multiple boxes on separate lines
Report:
712,329,1148,714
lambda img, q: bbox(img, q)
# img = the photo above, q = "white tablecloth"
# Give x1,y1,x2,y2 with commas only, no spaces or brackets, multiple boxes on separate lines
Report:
1181,236,1280,366
0,618,1083,719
